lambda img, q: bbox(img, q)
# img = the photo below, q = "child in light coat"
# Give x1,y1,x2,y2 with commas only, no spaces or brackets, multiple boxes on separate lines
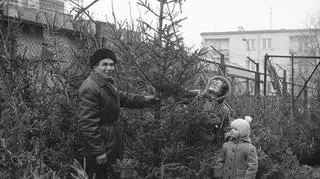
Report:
213,116,258,179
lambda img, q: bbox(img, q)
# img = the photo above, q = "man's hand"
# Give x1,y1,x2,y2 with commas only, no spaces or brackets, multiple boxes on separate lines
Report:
96,153,107,164
189,89,201,95
144,95,159,105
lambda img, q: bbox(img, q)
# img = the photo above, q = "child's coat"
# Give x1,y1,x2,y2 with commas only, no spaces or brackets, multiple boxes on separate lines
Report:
214,136,258,179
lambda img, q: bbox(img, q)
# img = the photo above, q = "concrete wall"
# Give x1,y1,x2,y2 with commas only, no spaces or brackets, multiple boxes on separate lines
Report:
3,3,73,30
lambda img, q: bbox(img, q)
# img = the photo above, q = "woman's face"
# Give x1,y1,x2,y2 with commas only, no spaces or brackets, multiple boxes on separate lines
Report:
208,79,223,96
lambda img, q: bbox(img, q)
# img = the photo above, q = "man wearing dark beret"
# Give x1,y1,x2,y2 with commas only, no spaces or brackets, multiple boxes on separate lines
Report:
77,48,158,179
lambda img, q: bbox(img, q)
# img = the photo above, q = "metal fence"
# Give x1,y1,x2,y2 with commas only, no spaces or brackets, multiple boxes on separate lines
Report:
201,52,320,105
264,54,320,114
15,25,76,63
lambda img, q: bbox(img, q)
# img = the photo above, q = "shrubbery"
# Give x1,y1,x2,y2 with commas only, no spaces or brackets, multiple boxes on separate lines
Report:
0,54,319,178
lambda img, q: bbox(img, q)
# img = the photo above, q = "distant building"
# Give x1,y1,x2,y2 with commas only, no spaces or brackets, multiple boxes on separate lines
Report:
95,21,142,49
0,0,129,61
7,0,65,13
3,0,73,30
39,0,64,13
1,0,75,60
201,29,317,72
200,29,319,95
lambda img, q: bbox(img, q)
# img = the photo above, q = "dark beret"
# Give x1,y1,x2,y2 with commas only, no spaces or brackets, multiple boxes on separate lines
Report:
90,48,117,68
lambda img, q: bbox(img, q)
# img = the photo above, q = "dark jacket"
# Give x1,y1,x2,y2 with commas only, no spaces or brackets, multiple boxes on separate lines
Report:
203,99,231,131
77,72,149,158
198,97,231,144
214,137,258,179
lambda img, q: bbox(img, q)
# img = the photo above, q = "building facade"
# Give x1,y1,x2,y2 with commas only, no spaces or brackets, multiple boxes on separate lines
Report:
1,0,77,60
201,29,318,95
200,29,317,73
7,0,65,13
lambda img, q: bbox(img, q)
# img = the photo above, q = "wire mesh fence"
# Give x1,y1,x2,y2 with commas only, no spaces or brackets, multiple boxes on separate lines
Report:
266,55,320,103
200,53,320,109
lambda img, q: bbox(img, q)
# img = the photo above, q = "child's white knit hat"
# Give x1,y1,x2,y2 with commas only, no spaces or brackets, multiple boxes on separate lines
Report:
231,116,253,137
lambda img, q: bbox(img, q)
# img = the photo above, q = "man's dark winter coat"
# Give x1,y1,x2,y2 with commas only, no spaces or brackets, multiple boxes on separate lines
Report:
77,71,149,160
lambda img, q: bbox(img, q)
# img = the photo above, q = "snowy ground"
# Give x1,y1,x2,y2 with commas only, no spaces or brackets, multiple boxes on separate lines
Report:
312,166,320,179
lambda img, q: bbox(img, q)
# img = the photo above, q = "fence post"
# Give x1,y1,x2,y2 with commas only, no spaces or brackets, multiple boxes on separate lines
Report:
210,45,226,76
231,76,235,96
282,70,287,95
247,57,260,96
291,54,294,115
220,53,226,75
304,87,308,110
246,79,250,95
255,63,260,96
264,54,269,96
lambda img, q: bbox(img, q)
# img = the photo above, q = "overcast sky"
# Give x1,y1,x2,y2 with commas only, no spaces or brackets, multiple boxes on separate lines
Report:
79,0,320,49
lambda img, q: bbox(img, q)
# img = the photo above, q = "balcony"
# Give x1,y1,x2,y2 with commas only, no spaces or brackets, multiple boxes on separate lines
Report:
208,48,229,57
2,2,73,31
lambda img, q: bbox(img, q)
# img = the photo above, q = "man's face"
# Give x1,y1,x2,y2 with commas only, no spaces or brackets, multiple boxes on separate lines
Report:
209,79,223,94
94,58,115,79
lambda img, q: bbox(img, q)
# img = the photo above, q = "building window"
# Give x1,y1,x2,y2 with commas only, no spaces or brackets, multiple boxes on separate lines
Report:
246,59,250,69
39,0,65,13
244,39,255,51
246,60,256,71
206,39,229,50
9,0,18,3
262,38,272,50
290,36,315,55
205,38,229,57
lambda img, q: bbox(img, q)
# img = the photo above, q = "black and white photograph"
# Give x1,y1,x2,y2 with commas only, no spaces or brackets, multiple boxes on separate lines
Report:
0,0,320,178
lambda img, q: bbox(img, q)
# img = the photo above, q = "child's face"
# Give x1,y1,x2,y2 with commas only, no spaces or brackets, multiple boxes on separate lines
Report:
230,126,241,138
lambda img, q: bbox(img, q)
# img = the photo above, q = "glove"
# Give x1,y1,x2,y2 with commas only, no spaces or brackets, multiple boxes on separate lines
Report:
111,159,123,173
144,95,159,105
96,153,107,164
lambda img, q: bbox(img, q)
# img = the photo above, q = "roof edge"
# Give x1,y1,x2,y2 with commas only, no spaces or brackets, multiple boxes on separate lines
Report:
200,28,320,36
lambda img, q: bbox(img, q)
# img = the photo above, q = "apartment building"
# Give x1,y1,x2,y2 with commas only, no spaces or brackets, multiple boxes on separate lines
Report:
201,28,319,95
200,28,317,74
